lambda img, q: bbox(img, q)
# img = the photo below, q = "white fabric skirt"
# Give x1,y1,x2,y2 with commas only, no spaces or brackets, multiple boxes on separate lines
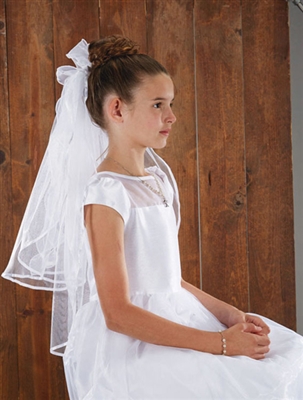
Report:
63,288,303,400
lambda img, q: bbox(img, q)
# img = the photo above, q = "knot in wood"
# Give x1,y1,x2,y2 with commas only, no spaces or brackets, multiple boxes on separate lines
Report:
0,150,6,165
21,308,34,318
232,191,245,210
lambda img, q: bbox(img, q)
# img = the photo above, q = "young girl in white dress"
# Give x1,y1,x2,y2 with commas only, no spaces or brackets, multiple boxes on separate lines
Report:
3,36,303,400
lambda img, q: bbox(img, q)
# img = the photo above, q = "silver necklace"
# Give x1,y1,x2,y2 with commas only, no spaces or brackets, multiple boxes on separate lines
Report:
106,157,169,207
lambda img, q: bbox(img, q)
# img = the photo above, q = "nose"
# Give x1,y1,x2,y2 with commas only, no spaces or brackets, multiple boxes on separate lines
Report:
167,108,177,124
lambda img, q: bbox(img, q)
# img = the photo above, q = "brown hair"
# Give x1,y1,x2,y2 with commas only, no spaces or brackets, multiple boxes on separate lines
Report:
86,35,169,130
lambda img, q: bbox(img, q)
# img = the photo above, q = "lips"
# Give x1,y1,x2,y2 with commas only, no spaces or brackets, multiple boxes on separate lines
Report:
159,129,171,136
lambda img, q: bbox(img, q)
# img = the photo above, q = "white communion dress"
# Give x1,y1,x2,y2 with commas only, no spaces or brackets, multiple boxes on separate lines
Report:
63,166,303,400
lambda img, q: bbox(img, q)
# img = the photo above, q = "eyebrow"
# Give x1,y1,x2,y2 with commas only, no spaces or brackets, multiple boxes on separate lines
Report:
151,97,175,101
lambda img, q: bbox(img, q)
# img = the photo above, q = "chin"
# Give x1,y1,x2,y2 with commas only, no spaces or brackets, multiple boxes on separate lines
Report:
151,142,167,150
151,138,169,150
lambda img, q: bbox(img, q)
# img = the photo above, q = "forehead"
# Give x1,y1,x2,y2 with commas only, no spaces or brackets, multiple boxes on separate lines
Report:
134,73,174,100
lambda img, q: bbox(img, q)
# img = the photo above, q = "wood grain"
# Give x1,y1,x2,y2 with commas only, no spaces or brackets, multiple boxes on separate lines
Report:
195,0,249,309
146,0,200,287
0,1,19,398
242,0,296,329
100,0,148,52
53,0,100,98
5,0,64,398
52,1,101,397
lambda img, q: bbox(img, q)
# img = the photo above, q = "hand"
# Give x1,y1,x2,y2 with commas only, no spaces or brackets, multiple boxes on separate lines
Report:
226,309,270,336
244,314,270,336
222,322,270,360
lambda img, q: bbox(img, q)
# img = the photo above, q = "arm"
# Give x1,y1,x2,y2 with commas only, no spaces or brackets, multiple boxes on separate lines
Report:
85,204,270,359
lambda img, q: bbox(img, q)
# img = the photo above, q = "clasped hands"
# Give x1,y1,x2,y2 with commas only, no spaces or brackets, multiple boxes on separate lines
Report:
223,310,271,360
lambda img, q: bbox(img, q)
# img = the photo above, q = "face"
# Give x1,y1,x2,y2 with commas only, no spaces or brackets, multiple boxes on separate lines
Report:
122,73,176,150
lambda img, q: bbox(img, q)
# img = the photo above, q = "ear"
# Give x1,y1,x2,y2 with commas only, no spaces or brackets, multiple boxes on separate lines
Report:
106,96,125,124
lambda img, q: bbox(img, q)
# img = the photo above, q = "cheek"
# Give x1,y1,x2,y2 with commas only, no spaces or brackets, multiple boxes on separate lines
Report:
132,109,160,131
146,113,161,127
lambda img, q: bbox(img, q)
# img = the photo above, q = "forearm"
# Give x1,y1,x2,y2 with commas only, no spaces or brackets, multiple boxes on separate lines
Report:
105,300,222,354
181,279,245,327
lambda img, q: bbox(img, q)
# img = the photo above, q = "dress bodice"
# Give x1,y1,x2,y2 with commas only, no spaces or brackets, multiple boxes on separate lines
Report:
84,166,182,296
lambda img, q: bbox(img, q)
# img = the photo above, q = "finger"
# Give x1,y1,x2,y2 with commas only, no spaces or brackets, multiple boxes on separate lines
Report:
251,353,266,360
254,330,270,337
256,335,270,346
255,321,270,335
242,322,263,334
249,345,270,360
256,345,270,355
246,315,271,334
262,323,271,335
247,321,270,336
257,342,270,350
255,346,269,358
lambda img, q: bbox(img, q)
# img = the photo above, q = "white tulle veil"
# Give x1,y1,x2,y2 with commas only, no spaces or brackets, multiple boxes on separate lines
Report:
2,39,180,356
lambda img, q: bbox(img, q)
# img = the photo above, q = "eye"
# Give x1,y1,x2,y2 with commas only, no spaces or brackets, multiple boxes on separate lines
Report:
153,102,161,109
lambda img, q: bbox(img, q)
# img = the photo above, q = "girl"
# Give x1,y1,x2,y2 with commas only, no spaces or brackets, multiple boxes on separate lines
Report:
3,36,303,399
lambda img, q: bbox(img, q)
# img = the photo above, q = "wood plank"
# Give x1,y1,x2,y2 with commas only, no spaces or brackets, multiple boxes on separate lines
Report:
53,0,100,98
242,0,296,329
51,1,101,398
5,0,63,398
99,0,148,52
195,0,249,309
146,0,200,287
0,1,19,398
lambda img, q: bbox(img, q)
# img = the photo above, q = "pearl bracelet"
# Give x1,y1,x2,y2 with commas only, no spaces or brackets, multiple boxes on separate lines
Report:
218,330,227,355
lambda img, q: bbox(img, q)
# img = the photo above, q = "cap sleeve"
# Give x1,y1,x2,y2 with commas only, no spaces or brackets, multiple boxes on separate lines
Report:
84,175,131,224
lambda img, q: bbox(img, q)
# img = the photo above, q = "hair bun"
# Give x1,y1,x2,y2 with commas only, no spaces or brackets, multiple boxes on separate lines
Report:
88,35,139,68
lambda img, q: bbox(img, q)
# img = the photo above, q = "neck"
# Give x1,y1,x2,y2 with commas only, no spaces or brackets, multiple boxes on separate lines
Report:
104,147,147,176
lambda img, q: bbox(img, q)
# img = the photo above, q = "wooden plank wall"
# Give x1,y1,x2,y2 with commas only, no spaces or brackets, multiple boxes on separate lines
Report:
0,0,295,398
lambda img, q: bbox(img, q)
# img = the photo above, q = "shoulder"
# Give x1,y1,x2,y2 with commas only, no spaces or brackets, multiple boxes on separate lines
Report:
84,173,131,223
